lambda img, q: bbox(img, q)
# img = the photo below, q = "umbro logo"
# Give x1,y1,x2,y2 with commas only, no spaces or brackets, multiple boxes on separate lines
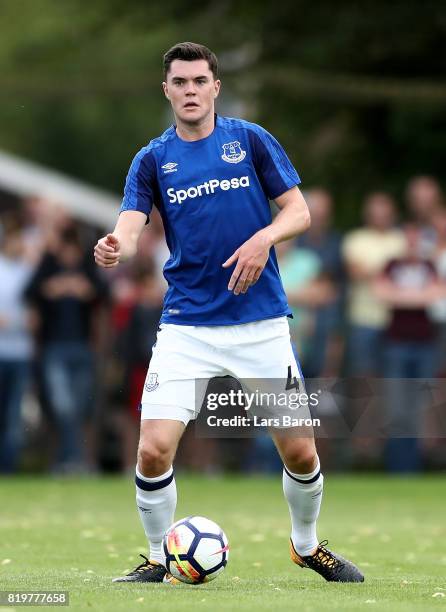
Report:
162,162,178,174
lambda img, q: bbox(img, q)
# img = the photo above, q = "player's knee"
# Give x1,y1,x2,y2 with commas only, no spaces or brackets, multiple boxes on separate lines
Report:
284,444,318,475
137,440,173,476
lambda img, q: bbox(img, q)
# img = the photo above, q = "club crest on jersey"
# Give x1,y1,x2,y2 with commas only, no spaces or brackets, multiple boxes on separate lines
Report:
221,141,246,164
162,162,178,173
145,373,159,392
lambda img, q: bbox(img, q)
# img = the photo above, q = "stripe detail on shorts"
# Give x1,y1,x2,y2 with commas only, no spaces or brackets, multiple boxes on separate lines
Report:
290,340,304,381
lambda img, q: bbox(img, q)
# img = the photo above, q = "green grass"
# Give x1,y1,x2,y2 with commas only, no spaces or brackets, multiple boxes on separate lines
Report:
1,475,445,611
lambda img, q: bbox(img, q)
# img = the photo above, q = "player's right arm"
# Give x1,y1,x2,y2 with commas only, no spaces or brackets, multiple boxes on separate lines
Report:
95,146,155,268
94,211,147,268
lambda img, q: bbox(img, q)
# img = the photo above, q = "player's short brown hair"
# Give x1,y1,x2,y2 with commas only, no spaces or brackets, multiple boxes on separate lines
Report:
163,42,218,79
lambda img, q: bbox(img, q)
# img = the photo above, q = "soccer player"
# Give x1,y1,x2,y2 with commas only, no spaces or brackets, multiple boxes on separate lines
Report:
94,42,364,584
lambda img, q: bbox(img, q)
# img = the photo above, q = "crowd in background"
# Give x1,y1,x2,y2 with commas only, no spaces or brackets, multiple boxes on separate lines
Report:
0,175,445,476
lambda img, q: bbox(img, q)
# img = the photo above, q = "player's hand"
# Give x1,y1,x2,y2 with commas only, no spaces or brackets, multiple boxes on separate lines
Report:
222,231,271,295
94,233,121,268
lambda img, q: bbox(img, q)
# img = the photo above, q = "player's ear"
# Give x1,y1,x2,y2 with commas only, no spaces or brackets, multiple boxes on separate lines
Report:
214,79,221,98
162,82,169,99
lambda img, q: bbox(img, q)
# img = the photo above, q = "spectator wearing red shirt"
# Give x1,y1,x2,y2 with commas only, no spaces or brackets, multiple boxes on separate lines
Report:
374,223,445,472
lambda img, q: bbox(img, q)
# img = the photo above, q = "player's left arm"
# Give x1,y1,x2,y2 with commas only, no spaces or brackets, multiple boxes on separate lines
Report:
222,186,310,295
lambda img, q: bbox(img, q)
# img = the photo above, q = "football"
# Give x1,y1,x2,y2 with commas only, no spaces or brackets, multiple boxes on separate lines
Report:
163,516,229,584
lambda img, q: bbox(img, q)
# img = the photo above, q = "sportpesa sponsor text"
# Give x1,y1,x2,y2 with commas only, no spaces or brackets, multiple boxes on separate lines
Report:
167,176,250,204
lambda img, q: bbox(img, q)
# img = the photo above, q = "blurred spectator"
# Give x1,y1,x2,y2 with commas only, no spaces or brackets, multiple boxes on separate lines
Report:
21,197,73,266
428,209,446,375
342,192,406,376
374,223,444,472
298,189,345,376
276,239,336,374
405,176,445,258
299,189,344,281
119,263,163,471
0,214,34,473
24,223,109,474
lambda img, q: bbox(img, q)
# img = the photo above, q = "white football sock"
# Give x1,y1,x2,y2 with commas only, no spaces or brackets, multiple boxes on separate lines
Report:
135,465,177,566
282,458,324,556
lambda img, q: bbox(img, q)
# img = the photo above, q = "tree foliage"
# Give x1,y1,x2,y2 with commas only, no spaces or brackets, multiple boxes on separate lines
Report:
0,0,445,224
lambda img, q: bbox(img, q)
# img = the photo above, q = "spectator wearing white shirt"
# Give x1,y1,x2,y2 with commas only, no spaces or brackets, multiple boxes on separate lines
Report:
0,214,34,473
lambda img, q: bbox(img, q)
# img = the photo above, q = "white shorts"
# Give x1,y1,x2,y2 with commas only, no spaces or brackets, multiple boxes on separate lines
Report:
140,316,303,425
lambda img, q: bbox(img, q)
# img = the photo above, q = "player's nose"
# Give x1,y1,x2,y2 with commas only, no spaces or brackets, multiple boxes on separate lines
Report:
184,81,197,95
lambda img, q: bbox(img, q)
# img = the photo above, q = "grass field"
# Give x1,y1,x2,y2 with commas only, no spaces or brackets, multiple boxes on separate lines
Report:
1,474,445,611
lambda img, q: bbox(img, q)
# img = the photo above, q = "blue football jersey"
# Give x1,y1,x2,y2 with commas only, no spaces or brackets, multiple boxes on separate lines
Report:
120,115,301,325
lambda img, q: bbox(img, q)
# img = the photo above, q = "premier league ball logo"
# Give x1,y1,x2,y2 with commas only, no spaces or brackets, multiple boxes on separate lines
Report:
221,141,246,164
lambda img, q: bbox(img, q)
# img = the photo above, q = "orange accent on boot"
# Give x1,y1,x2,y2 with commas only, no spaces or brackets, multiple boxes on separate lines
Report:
289,539,306,568
163,572,180,586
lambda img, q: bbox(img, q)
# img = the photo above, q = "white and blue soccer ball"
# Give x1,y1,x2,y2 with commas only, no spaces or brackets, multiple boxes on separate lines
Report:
163,516,229,584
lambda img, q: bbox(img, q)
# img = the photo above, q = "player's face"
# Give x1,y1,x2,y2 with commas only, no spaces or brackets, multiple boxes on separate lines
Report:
163,59,221,126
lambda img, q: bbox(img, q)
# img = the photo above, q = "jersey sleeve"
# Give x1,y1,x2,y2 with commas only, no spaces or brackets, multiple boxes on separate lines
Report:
120,148,157,218
248,126,301,200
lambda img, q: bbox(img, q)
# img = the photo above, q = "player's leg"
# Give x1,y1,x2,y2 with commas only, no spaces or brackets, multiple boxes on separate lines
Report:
272,426,363,582
133,323,213,569
113,417,186,583
136,418,185,564
114,323,224,584
271,431,322,556
223,319,325,560
223,317,322,556
225,317,363,582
